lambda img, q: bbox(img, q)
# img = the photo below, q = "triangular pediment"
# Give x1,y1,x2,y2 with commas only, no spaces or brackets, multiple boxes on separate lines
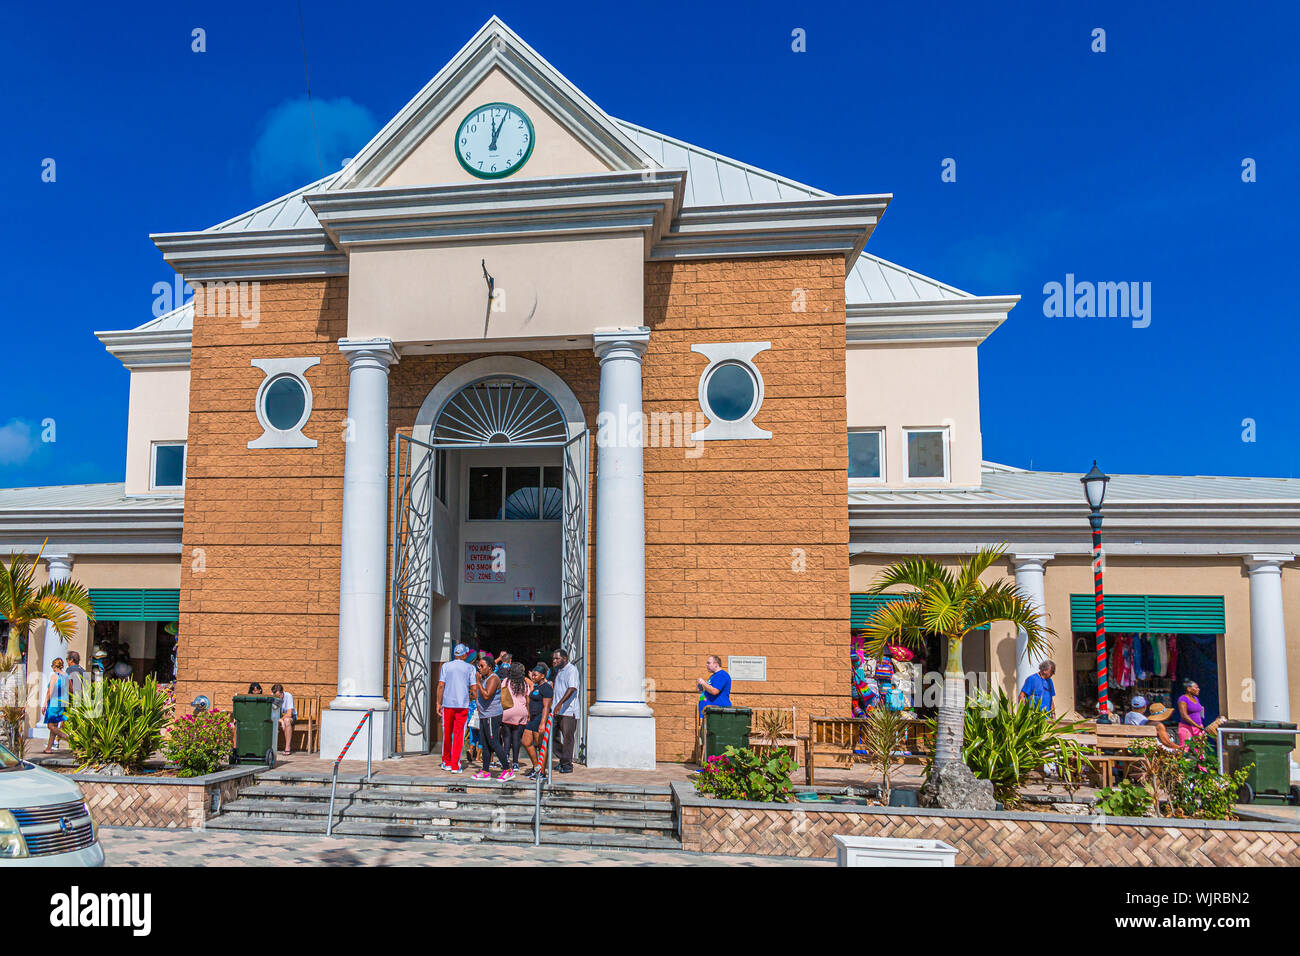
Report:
334,17,657,190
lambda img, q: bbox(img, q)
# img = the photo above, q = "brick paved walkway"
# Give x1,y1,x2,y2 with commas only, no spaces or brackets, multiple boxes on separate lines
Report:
97,827,828,867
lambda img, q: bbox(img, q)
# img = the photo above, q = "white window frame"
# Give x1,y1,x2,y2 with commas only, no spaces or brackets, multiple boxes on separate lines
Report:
690,342,772,441
150,441,187,491
847,428,886,484
465,464,561,522
903,426,950,482
248,357,320,449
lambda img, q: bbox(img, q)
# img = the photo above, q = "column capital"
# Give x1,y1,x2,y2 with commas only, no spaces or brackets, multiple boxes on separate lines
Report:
43,554,74,578
593,327,650,361
1010,553,1054,571
1245,554,1294,574
339,337,400,370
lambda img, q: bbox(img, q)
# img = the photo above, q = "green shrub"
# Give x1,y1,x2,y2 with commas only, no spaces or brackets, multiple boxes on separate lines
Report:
694,746,796,803
64,677,171,773
1131,734,1250,820
163,710,234,777
1096,778,1153,817
954,687,1096,805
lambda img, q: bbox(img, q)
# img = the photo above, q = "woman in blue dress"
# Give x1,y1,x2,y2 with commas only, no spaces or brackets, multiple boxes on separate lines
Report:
41,658,71,754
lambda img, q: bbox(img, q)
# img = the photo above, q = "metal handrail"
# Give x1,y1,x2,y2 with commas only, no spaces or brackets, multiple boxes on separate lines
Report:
325,709,374,837
532,712,555,846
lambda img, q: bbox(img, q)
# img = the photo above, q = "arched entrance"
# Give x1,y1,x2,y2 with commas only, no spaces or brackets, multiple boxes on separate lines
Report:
389,359,588,756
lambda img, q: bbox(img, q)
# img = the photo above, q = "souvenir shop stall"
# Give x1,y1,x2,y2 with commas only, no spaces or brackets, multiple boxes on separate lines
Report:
850,632,921,717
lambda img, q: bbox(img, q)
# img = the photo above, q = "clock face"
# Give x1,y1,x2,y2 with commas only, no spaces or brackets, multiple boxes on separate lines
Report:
455,102,534,179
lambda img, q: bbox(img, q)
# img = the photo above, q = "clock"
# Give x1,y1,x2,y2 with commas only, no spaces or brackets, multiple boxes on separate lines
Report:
454,102,535,179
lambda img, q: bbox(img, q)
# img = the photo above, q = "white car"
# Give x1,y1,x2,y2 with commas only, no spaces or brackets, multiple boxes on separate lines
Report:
0,743,104,866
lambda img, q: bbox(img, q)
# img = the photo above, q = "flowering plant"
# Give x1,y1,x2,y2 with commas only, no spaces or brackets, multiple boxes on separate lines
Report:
164,709,234,777
693,746,795,803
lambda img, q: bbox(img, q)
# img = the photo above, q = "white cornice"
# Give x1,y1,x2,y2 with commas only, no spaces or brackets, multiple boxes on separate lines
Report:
150,228,347,283
0,506,184,556
335,17,656,189
94,328,192,369
650,195,890,262
846,296,1020,345
305,170,686,257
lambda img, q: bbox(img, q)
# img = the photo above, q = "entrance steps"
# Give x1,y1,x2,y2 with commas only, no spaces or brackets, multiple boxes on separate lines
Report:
208,769,681,850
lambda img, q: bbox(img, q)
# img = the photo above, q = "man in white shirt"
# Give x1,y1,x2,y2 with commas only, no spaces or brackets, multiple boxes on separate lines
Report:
437,644,476,773
550,647,579,773
272,684,295,755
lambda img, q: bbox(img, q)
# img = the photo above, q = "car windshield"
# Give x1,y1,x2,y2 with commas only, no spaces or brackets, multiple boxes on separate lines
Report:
0,743,22,770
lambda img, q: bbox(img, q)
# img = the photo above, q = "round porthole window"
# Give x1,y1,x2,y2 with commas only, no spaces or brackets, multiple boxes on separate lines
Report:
262,375,308,431
703,361,758,422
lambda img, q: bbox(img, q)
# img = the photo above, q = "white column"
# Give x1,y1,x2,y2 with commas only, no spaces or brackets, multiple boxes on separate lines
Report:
586,328,656,769
1245,555,1293,724
1010,554,1053,694
320,338,399,760
31,555,74,740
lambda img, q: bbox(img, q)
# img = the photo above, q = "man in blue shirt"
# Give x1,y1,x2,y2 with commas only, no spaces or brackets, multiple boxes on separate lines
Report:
1018,660,1057,712
697,655,732,715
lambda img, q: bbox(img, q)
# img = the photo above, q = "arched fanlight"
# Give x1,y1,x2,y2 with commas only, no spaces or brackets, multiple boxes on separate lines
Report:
432,377,567,445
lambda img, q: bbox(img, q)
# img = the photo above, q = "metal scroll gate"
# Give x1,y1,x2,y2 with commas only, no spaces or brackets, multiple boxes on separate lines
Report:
387,427,590,758
388,432,436,756
560,430,590,762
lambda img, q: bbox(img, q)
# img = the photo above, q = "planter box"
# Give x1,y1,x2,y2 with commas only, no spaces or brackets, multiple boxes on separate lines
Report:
834,835,957,867
672,782,1300,865
73,765,264,829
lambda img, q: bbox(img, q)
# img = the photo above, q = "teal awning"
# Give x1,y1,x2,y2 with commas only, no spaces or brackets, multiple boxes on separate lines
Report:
1069,594,1225,635
851,593,988,631
88,588,180,622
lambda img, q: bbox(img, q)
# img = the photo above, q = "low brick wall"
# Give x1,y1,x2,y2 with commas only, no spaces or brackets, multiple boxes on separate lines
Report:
672,783,1300,865
75,766,263,829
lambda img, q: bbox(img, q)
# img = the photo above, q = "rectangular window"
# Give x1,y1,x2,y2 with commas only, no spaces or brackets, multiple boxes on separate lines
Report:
904,428,948,480
467,466,503,520
848,429,883,480
542,466,563,520
505,466,540,520
435,450,448,506
151,442,186,490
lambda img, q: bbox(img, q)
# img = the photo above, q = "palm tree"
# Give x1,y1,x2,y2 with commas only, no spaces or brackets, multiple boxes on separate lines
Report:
861,544,1054,772
0,543,96,701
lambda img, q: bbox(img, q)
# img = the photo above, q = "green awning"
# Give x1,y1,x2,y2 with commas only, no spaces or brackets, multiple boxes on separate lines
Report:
1069,594,1225,635
88,588,180,622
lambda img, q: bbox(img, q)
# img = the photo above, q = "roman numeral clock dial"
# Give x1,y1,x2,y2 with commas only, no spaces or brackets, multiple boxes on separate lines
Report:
455,102,534,179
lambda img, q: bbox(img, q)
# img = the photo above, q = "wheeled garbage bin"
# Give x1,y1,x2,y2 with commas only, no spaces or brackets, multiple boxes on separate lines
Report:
1220,720,1299,806
232,695,281,767
703,706,752,761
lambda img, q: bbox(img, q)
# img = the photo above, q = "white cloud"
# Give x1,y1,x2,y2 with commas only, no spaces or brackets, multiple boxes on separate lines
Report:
250,96,379,193
0,419,38,466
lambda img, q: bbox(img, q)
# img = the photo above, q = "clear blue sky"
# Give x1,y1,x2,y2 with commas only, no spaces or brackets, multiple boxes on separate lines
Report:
2,0,1296,487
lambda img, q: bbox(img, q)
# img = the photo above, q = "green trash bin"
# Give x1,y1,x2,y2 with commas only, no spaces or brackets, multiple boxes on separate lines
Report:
232,695,281,767
1220,721,1298,806
703,706,752,761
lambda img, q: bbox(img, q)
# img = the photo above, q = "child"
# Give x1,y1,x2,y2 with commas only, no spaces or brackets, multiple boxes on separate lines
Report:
465,694,481,764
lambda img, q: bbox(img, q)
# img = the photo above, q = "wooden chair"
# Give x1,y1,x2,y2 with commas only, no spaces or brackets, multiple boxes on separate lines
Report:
804,715,932,785
291,695,321,754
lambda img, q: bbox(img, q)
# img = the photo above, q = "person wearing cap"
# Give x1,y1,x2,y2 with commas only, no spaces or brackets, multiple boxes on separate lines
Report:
437,643,476,773
1125,695,1150,726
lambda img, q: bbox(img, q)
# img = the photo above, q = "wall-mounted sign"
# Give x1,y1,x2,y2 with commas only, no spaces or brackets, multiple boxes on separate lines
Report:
513,587,534,602
464,542,506,583
728,655,767,681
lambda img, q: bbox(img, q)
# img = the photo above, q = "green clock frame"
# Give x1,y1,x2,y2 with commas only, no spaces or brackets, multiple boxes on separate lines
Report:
454,101,536,180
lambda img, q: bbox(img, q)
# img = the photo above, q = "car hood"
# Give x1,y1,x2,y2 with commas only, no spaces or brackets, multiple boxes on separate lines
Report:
0,764,85,809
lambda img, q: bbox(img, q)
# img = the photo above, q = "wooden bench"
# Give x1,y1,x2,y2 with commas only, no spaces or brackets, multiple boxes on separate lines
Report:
1063,722,1158,788
291,695,322,754
804,715,932,785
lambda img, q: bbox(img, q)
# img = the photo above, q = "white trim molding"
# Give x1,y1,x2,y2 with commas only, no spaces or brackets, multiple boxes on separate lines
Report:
690,342,772,442
248,357,321,449
150,228,347,284
847,296,1020,346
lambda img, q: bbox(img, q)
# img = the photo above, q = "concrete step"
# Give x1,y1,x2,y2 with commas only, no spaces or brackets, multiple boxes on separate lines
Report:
205,813,682,850
240,783,673,815
220,798,676,835
260,769,671,801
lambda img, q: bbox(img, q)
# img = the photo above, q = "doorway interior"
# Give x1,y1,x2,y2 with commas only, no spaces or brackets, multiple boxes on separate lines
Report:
461,604,561,673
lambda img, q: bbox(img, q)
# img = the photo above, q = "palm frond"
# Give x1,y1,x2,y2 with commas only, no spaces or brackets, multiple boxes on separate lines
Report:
866,557,955,596
37,579,96,624
861,598,928,658
962,580,1056,657
954,544,1008,595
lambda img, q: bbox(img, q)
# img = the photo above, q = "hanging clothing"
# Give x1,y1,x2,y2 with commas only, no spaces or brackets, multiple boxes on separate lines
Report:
1165,635,1178,678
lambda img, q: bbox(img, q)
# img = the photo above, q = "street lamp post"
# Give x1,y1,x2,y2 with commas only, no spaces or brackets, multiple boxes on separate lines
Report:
1081,462,1111,717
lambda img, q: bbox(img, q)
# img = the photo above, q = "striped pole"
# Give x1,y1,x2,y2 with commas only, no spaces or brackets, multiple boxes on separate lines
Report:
1091,518,1108,716
536,713,553,768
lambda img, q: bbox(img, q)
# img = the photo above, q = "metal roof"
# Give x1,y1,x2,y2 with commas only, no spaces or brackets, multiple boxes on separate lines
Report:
850,465,1300,506
128,300,194,333
0,483,182,512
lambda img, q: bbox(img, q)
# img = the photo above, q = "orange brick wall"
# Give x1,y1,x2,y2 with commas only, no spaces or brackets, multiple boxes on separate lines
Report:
643,256,851,760
177,278,350,713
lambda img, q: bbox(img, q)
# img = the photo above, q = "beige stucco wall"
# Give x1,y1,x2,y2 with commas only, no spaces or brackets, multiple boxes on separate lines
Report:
347,234,645,345
378,67,612,188
124,367,191,495
845,343,982,487
850,553,1300,738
